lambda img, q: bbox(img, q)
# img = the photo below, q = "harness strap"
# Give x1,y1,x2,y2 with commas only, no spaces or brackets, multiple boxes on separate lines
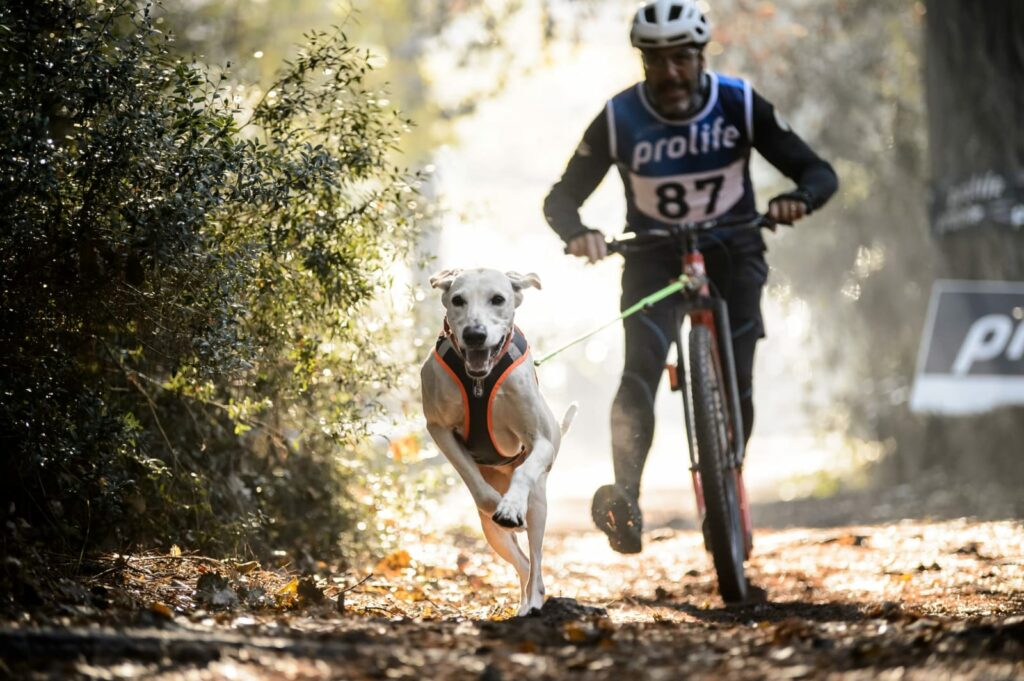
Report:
433,326,530,467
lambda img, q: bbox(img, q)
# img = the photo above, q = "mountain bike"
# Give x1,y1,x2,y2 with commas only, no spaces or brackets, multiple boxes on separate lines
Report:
606,213,776,603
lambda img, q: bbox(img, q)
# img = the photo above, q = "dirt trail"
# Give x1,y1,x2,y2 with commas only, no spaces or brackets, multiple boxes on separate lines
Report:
2,515,1022,680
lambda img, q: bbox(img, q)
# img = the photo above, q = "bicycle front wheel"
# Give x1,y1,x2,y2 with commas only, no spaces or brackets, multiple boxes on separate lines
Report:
689,323,749,604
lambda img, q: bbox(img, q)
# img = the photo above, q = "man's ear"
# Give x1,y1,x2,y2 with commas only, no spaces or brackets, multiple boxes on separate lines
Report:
506,271,542,307
429,269,462,292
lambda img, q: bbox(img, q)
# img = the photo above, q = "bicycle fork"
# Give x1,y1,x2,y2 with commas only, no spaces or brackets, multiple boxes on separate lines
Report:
664,249,753,556
666,330,702,516
707,297,754,558
668,305,743,510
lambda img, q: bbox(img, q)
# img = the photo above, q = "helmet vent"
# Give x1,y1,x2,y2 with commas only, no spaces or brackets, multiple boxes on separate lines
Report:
630,0,711,49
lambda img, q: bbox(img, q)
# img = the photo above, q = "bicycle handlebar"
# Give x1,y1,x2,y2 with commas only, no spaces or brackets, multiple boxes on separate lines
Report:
606,213,779,255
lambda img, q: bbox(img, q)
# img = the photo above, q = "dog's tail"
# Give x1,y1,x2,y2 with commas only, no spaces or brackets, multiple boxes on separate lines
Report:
559,402,579,436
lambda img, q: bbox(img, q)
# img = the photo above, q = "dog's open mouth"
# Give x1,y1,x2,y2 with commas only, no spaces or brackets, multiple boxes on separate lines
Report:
465,347,499,378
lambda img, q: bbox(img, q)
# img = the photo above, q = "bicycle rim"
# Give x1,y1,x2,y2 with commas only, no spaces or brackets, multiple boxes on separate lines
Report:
689,324,749,603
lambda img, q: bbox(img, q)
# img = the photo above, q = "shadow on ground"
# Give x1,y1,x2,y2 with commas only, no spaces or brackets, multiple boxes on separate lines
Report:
638,472,1024,534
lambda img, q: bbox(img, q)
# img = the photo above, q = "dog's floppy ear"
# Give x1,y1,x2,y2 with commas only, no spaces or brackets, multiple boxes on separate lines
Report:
506,271,542,307
506,271,542,291
429,269,462,292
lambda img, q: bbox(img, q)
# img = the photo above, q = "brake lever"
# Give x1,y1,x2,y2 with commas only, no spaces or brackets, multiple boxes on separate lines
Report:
760,214,785,232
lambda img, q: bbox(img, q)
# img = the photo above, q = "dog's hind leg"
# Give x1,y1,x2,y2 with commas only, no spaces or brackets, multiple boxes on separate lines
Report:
479,511,530,607
520,471,549,616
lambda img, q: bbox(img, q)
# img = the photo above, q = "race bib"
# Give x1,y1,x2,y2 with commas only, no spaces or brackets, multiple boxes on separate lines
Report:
629,158,746,223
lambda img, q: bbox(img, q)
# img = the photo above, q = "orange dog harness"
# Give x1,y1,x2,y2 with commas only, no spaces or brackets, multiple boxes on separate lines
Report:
432,327,531,467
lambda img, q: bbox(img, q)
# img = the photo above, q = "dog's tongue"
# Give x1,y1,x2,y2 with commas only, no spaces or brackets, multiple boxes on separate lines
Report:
465,349,491,374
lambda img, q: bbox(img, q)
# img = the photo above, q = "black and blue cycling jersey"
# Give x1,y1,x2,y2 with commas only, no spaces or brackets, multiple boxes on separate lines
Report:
544,71,838,253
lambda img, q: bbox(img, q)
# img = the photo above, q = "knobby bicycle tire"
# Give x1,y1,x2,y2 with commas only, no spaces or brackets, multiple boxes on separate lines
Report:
689,324,749,603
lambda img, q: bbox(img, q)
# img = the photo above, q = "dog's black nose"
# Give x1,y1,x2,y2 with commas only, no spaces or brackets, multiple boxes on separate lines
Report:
462,325,487,348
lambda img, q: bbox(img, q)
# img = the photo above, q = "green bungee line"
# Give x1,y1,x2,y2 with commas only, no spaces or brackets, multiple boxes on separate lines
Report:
532,274,691,367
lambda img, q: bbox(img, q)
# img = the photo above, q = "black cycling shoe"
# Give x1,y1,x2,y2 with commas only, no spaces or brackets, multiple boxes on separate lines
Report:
591,484,643,554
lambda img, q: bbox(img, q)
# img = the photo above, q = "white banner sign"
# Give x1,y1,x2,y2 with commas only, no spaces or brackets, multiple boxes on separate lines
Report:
910,280,1024,414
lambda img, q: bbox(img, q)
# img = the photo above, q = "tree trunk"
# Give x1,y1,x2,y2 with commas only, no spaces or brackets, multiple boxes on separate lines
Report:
925,0,1024,275
920,0,1024,485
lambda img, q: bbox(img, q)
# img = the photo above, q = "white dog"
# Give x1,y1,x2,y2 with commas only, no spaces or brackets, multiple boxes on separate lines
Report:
420,268,576,616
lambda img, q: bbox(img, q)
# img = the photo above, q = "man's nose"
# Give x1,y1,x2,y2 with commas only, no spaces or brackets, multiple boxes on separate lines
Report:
462,325,487,348
661,61,681,78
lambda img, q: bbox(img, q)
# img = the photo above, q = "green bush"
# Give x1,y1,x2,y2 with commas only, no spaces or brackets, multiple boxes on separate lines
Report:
0,0,419,565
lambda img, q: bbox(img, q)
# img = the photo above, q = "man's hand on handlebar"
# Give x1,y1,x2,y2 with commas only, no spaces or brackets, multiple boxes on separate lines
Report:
572,212,787,259
767,193,811,225
567,230,608,264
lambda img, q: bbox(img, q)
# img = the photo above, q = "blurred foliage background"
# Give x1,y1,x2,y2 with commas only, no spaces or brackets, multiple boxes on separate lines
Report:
702,0,1023,495
0,0,425,574
1,0,1021,595
0,0,592,587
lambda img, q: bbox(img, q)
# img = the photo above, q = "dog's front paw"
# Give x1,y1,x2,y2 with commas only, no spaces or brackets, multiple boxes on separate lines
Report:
492,494,527,529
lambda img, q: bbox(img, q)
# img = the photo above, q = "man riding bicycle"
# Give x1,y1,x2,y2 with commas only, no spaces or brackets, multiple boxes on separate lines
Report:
543,0,838,553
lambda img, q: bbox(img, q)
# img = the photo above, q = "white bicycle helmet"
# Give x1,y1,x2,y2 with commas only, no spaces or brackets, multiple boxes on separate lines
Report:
630,0,711,49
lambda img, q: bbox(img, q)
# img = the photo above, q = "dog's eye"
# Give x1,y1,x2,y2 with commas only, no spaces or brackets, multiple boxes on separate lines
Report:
490,295,506,305
451,295,466,307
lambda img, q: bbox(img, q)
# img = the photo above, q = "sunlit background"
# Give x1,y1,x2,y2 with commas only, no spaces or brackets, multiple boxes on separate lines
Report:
6,0,1022,629
413,0,876,531
140,0,1023,537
